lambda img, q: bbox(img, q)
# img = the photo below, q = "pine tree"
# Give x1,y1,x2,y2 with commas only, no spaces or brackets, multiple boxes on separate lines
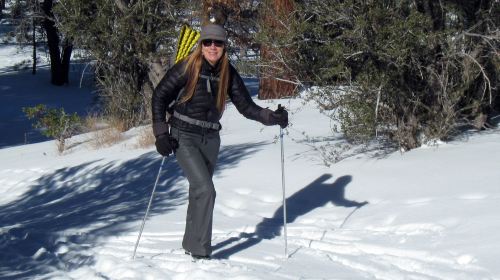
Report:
54,0,189,128
265,0,499,150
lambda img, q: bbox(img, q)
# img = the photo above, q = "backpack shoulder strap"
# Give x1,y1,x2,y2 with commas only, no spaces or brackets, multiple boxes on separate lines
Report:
167,87,185,113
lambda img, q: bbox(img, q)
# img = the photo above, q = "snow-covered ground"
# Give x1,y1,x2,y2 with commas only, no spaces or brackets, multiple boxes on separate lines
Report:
2,14,500,280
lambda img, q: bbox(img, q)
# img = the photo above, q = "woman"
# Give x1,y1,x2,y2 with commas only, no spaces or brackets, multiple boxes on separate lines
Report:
151,24,288,260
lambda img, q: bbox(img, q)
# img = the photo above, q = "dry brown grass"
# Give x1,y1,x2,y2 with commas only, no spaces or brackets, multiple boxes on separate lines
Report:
83,115,125,149
134,125,155,149
89,127,123,149
108,117,128,133
82,116,156,150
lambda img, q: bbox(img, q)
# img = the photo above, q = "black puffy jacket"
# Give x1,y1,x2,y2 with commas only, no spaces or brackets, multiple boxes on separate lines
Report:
152,58,273,136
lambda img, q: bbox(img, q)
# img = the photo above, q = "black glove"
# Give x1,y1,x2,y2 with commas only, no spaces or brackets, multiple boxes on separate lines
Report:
155,134,178,156
270,104,289,128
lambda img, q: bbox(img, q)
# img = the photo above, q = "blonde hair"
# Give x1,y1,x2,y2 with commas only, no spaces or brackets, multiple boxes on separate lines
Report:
180,44,230,115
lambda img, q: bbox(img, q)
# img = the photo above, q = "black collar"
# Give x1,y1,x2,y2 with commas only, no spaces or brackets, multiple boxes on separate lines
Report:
202,57,221,74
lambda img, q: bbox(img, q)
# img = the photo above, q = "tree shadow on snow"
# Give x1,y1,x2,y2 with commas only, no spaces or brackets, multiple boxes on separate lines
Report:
0,141,265,279
212,174,368,259
0,65,95,149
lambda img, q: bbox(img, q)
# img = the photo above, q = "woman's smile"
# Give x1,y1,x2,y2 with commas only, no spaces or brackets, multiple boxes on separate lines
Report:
202,42,224,66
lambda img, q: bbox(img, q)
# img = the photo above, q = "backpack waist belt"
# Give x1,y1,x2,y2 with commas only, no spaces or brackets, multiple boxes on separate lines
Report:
172,111,221,130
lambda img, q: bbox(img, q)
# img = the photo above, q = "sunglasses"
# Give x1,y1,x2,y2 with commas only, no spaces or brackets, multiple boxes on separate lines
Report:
201,39,225,48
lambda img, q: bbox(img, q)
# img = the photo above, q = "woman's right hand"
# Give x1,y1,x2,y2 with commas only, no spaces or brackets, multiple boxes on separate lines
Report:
155,135,179,156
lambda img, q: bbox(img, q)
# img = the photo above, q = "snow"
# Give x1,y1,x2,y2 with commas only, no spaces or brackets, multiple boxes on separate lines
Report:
2,23,500,280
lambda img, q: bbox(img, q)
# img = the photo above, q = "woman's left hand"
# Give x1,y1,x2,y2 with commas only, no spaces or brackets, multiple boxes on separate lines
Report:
271,105,288,128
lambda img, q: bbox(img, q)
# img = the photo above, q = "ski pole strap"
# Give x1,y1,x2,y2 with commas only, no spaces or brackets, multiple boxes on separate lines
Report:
172,111,221,130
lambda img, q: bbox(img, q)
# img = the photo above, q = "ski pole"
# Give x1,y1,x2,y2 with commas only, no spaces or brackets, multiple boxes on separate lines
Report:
132,156,166,260
278,104,288,259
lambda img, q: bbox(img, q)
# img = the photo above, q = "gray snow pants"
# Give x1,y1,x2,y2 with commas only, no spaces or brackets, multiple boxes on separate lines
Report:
171,127,220,256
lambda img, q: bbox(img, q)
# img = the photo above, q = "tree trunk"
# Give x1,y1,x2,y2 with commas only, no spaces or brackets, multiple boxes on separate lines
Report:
258,0,296,100
42,0,72,85
32,13,36,75
60,38,73,84
259,45,296,99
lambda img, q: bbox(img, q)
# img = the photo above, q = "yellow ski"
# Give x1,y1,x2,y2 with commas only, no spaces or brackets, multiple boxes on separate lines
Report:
175,25,200,63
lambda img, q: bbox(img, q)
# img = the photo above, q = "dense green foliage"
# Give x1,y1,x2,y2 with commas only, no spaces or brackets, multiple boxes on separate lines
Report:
259,0,499,150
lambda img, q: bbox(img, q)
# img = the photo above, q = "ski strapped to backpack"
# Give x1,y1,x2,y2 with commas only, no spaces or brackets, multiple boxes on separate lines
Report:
175,25,200,63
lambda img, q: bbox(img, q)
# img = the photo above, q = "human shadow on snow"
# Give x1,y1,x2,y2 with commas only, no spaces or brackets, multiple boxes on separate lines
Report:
212,174,368,259
0,141,266,279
